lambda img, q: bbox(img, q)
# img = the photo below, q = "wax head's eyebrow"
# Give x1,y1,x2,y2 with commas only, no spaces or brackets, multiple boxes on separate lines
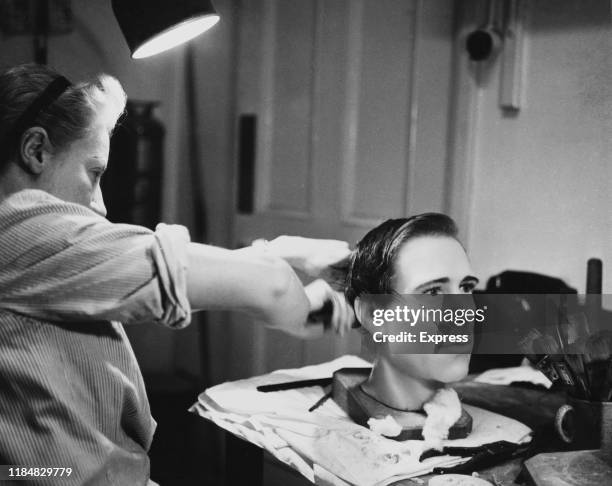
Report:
414,277,450,292
461,275,479,286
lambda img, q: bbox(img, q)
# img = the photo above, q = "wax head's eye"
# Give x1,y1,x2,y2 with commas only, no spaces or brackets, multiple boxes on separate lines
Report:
423,286,442,296
460,283,474,293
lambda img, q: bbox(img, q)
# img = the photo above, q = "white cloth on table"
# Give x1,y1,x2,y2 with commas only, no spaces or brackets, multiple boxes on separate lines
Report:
191,356,532,486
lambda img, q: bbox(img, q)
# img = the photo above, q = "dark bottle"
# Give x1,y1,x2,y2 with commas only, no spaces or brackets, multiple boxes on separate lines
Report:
103,100,164,229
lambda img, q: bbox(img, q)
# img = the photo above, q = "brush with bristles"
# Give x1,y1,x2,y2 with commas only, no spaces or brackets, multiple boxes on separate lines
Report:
531,334,564,385
553,309,592,399
517,328,542,363
564,338,591,400
564,355,590,399
562,312,592,399
518,328,560,384
565,312,591,344
533,334,587,396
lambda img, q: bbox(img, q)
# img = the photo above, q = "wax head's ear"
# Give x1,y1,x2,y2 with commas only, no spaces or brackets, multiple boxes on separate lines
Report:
354,296,377,358
354,297,374,335
19,127,53,175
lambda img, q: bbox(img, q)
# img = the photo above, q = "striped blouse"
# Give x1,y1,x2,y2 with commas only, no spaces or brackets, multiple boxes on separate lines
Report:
0,190,191,485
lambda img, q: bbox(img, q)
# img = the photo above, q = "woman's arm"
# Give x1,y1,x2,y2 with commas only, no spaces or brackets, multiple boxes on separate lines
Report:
0,191,351,335
250,236,351,276
186,242,315,337
186,241,355,337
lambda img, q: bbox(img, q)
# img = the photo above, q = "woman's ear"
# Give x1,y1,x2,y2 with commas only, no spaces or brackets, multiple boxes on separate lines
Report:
19,127,52,175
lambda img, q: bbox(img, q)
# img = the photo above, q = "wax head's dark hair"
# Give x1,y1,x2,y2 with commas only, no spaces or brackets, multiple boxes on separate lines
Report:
0,63,126,168
344,213,459,306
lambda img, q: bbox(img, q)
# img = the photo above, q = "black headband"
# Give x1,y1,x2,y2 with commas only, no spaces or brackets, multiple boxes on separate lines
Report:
10,75,72,139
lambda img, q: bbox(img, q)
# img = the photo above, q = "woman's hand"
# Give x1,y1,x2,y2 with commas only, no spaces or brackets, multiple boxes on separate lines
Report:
304,279,355,336
257,236,351,277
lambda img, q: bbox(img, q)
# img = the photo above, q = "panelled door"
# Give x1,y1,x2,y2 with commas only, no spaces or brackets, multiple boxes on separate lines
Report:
226,0,457,379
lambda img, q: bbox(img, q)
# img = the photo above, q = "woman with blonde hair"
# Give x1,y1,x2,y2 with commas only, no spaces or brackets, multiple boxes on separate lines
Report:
0,63,352,485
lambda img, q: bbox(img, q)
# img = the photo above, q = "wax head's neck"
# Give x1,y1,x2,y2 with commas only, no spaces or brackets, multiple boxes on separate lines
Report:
362,355,443,411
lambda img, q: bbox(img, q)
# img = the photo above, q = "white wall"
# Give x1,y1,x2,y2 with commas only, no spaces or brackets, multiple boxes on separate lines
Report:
457,0,612,293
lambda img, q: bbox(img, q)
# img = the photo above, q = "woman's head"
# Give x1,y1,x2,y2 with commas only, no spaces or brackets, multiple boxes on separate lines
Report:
0,63,126,215
346,213,477,383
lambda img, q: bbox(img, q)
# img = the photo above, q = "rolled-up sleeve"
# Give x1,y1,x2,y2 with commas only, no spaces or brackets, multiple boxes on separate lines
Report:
150,223,191,328
0,190,192,328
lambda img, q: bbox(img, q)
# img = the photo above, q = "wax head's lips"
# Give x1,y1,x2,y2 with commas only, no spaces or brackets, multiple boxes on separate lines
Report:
435,341,473,354
433,320,474,355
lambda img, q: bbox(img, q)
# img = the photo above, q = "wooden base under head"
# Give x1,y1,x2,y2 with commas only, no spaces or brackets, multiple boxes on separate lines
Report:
331,367,472,441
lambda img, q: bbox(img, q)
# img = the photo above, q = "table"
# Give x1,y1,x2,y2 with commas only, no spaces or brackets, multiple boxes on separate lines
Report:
220,381,571,486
